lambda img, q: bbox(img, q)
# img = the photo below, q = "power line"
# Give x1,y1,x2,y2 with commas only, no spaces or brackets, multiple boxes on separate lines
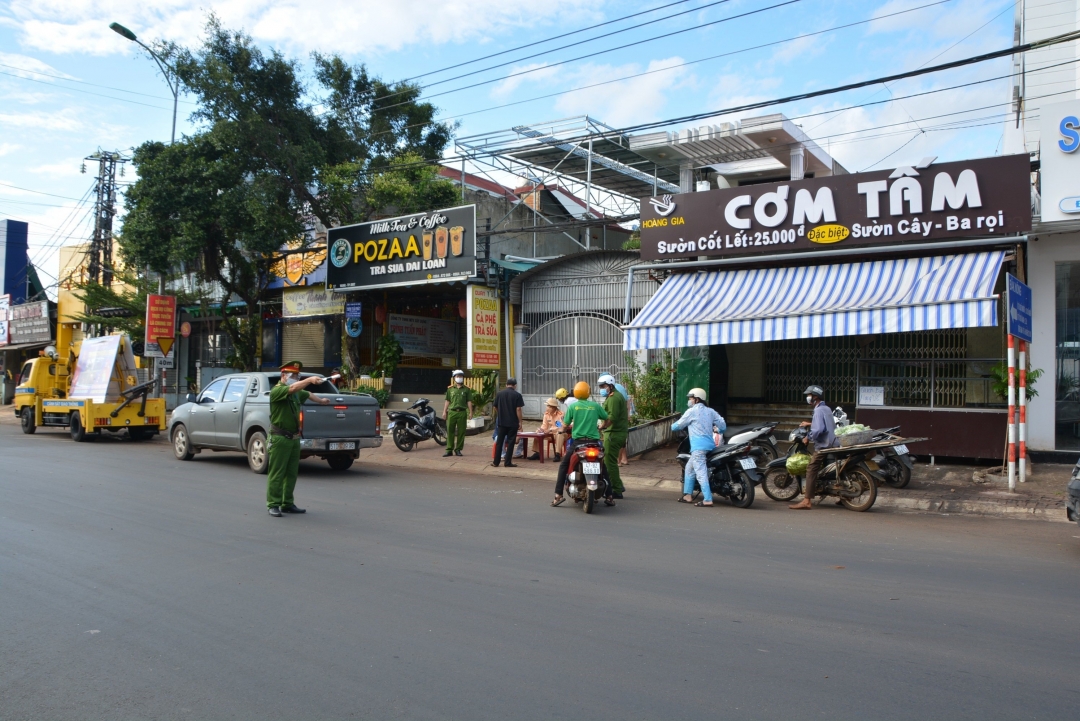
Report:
416,0,738,91
419,0,950,132
403,0,701,81
374,0,803,112
0,69,178,111
0,181,87,201
0,61,196,104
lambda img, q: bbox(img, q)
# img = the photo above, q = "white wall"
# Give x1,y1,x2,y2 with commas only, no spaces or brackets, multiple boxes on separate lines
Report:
1026,231,1080,450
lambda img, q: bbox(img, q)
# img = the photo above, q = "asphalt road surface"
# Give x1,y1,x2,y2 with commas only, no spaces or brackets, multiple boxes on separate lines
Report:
3,423,1078,720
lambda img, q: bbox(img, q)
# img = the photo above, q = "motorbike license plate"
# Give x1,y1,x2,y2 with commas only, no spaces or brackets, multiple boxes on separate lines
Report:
893,444,909,455
329,442,356,451
582,462,601,474
739,457,757,470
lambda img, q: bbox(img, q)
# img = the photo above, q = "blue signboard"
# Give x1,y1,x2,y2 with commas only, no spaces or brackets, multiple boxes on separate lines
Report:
345,302,363,338
1006,273,1032,343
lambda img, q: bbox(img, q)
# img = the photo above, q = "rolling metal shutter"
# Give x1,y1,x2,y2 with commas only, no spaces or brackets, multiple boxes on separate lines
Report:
281,320,325,368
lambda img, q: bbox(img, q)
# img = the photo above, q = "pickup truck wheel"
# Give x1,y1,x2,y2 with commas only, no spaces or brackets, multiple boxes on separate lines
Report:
172,423,195,460
247,431,269,474
70,412,88,442
327,456,354,471
20,407,36,435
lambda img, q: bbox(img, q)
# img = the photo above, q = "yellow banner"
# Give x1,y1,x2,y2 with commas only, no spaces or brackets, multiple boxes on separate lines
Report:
467,286,501,369
283,284,345,318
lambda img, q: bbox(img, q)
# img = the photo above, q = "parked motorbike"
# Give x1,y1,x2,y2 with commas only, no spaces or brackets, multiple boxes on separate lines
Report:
1067,457,1080,528
386,398,447,452
564,441,613,514
720,421,780,466
676,436,759,508
866,426,914,488
760,427,877,511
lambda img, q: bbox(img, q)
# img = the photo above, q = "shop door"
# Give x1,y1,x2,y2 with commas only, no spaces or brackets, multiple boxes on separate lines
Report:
282,321,325,369
521,314,627,395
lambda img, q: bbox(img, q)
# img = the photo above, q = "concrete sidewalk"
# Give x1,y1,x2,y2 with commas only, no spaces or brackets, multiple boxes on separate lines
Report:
362,427,1074,523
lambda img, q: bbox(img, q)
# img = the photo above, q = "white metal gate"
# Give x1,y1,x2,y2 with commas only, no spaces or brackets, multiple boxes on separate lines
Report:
521,313,627,394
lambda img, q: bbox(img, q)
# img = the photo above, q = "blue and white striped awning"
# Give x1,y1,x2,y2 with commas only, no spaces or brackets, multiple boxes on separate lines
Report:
624,251,1006,350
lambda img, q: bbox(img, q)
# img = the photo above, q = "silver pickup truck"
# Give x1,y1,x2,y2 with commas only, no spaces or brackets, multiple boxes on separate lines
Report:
168,372,381,473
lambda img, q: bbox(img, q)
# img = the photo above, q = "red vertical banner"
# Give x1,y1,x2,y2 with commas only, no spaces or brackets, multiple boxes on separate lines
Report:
145,294,177,358
1007,334,1016,491
1018,339,1027,484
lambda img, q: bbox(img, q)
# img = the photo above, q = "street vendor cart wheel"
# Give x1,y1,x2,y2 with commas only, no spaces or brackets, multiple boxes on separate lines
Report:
69,412,88,442
20,407,35,435
172,423,195,461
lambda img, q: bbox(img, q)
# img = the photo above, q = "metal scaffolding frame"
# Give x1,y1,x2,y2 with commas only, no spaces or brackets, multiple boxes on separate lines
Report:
455,116,684,246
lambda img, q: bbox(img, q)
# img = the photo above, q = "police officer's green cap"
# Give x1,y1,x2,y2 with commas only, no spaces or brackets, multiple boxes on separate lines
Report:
281,361,303,373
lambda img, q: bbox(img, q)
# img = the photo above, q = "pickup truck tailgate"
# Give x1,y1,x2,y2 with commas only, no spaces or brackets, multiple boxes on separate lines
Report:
301,393,379,440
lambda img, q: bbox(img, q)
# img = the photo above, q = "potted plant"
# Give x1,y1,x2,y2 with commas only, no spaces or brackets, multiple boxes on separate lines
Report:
374,332,403,388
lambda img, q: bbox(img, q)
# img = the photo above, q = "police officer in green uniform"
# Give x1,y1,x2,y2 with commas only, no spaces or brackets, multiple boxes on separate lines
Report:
267,361,331,518
442,369,474,457
598,373,629,499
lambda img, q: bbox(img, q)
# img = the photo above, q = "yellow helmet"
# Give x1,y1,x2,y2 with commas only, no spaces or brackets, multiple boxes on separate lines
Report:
554,387,569,401
573,381,591,400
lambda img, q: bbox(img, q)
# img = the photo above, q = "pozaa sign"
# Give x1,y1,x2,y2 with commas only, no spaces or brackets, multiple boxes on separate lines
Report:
639,155,1032,261
326,205,477,291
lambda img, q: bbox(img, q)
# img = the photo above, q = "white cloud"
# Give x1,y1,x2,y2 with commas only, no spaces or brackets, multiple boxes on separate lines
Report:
551,57,691,126
0,51,77,79
0,109,85,132
492,63,560,97
869,0,1005,40
6,0,598,56
0,143,22,156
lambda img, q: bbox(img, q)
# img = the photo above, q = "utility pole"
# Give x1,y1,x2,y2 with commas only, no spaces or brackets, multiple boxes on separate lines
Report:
85,150,126,288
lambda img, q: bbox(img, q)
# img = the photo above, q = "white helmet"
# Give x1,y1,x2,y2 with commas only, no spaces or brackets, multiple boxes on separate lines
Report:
597,373,616,386
452,369,464,377
687,387,707,402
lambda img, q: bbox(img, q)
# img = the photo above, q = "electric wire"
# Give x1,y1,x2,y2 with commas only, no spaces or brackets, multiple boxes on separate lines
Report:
402,0,701,81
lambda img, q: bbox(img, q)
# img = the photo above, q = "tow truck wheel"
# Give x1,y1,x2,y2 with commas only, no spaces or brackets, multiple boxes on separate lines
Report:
70,412,88,442
20,407,36,435
172,423,195,461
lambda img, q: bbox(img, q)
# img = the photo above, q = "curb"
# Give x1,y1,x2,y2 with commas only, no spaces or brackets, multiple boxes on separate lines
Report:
357,451,1070,523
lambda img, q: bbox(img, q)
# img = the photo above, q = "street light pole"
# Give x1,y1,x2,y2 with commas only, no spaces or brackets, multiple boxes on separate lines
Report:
109,22,178,144
111,21,178,398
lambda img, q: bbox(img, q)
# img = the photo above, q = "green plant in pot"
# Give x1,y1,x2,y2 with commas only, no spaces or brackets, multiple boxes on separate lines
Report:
990,362,1043,401
374,332,403,387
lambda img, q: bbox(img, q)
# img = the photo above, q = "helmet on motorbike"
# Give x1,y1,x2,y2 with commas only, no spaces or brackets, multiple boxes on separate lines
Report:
573,381,591,400
803,385,824,399
554,387,569,401
597,373,616,387
687,387,707,402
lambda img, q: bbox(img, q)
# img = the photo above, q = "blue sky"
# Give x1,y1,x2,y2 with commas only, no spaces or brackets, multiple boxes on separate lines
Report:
0,0,1023,286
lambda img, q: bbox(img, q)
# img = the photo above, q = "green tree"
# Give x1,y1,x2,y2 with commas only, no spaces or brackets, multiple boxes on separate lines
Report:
73,270,199,344
119,17,454,370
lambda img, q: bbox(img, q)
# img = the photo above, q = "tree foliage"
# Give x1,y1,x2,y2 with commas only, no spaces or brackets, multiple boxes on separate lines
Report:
73,270,199,345
120,16,455,370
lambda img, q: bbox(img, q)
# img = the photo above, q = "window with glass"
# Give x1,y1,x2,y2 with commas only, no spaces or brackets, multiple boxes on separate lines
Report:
1056,262,1080,450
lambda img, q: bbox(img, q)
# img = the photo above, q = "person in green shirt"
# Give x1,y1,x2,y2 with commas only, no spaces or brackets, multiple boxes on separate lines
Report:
552,381,609,507
598,373,629,498
442,369,474,457
266,361,331,518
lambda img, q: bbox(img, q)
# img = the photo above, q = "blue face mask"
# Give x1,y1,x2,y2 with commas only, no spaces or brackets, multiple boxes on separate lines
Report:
599,388,609,397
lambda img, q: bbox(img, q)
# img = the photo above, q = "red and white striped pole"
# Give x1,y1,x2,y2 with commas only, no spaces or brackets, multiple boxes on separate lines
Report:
1007,334,1016,491
1019,339,1027,484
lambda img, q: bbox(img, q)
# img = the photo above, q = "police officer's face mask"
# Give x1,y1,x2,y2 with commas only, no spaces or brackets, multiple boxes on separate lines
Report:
599,387,609,397
454,376,464,385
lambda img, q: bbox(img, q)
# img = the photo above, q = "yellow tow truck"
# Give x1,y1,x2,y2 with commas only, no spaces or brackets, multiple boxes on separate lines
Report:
13,321,166,442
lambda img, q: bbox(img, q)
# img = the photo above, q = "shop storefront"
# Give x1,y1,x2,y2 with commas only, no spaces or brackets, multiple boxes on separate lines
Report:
326,204,511,395
627,154,1033,459
0,298,54,404
1027,100,1080,455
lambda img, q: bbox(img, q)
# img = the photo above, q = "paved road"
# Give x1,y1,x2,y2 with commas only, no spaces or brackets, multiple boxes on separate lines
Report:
3,424,1078,720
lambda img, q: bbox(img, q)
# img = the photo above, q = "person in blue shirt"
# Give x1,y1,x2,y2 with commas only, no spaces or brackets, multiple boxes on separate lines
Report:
671,388,726,507
789,384,839,510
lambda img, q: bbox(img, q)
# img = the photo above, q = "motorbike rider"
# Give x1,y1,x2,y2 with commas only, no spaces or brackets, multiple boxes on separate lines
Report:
789,385,839,510
551,381,609,507
597,373,628,499
672,388,726,507
442,370,474,457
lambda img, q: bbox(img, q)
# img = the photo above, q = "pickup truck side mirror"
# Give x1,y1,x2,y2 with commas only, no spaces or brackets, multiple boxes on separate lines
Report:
185,393,198,404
